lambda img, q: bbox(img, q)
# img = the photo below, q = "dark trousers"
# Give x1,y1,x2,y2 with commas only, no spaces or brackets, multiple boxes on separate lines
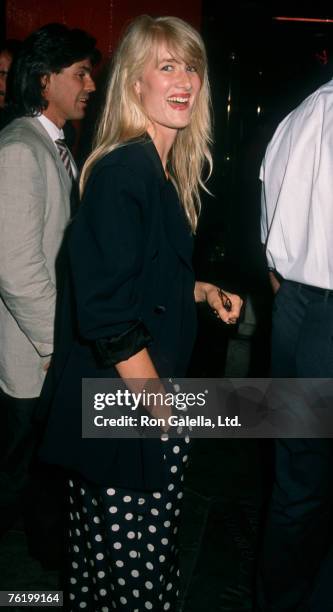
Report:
257,281,333,611
0,387,64,567
0,389,38,513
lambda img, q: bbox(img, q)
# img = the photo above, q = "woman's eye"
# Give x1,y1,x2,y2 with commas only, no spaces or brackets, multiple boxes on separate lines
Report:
161,65,173,72
186,65,197,73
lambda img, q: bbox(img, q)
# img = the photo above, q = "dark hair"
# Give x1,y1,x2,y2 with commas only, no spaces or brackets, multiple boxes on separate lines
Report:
0,39,22,58
12,23,100,117
0,40,22,123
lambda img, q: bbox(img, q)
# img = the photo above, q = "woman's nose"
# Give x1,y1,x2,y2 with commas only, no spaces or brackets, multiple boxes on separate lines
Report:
175,69,192,90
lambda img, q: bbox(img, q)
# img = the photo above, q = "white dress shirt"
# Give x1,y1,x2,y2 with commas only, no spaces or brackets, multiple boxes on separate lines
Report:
37,114,77,178
260,78,333,289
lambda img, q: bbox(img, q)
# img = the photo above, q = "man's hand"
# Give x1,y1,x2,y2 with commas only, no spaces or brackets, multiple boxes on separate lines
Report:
269,270,281,294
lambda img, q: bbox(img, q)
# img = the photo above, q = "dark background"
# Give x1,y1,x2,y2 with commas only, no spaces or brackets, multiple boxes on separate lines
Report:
198,1,333,290
192,1,333,377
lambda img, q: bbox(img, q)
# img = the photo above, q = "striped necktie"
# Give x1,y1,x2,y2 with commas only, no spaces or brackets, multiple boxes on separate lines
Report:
55,138,74,180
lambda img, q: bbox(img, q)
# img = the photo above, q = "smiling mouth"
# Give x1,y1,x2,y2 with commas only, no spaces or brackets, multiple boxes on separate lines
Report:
166,96,191,111
167,96,190,104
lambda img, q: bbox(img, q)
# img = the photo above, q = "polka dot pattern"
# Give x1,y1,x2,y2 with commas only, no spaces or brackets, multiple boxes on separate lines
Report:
66,437,188,610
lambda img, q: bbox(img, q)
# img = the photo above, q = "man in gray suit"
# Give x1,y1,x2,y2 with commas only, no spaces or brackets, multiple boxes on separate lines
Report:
0,23,98,561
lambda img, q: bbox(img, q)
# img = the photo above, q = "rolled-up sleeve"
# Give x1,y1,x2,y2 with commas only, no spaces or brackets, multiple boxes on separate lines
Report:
69,162,152,365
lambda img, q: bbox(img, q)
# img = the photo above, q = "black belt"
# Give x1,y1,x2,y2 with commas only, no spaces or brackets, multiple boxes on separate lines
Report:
293,281,333,299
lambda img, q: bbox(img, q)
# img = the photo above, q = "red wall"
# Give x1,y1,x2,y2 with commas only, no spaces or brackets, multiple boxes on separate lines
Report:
6,0,202,58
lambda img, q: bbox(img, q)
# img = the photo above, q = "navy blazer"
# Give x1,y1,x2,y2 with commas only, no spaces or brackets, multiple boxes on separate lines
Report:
39,137,197,490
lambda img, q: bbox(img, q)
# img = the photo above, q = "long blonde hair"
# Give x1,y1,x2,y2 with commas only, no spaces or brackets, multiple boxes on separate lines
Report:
80,15,212,232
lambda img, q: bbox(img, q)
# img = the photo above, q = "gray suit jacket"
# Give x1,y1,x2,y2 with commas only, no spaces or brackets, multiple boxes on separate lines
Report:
0,117,72,397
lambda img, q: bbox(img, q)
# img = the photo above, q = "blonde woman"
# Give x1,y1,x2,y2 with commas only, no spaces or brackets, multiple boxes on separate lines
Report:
40,14,242,611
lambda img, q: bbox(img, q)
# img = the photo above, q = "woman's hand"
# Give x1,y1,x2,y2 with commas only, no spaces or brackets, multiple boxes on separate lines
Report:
116,349,171,431
194,281,243,325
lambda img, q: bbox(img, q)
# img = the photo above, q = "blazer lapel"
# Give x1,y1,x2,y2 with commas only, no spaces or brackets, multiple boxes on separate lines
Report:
24,117,73,194
141,137,194,270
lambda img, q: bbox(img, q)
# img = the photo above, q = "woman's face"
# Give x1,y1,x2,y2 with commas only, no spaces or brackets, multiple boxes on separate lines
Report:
134,41,202,137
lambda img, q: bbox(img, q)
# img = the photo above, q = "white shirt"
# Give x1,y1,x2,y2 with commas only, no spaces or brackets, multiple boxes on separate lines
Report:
260,78,333,289
37,114,77,178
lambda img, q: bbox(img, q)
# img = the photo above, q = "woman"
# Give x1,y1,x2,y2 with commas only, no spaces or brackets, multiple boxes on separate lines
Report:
40,14,242,611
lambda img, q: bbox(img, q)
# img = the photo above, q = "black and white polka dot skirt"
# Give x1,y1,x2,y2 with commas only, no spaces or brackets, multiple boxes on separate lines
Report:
66,436,190,611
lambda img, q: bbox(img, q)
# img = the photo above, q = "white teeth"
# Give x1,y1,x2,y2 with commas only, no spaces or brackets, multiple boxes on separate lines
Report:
167,97,188,103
